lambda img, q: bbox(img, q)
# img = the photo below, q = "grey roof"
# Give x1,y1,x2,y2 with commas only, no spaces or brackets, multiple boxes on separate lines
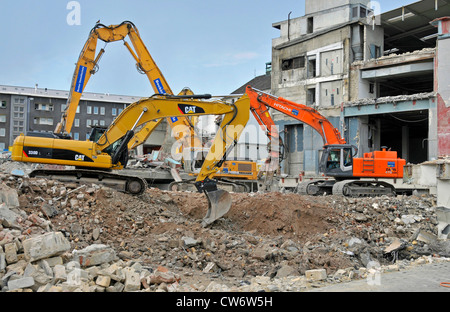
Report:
231,74,271,94
0,85,141,104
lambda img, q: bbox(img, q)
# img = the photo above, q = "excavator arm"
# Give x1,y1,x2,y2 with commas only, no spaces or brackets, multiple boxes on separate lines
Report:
246,86,346,146
55,21,201,153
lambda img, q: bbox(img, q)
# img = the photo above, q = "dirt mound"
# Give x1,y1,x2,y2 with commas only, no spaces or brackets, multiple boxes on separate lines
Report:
168,190,341,241
229,192,339,239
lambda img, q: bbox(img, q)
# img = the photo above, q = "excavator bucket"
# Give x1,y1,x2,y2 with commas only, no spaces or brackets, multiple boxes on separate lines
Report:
202,189,232,227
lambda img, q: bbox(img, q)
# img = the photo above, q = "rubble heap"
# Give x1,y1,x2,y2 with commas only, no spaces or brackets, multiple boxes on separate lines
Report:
0,162,449,292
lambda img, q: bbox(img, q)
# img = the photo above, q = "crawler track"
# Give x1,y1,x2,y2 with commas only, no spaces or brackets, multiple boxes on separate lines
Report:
30,168,148,195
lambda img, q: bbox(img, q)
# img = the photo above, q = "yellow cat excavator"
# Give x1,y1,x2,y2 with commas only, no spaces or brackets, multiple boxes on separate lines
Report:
12,93,250,226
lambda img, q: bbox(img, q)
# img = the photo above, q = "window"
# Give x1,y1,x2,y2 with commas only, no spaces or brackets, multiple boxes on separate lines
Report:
307,17,314,34
73,132,79,140
100,107,105,115
0,101,6,108
281,56,305,71
307,88,316,106
0,128,5,137
74,119,80,127
0,115,6,122
34,103,54,111
99,120,105,126
370,44,382,59
112,108,117,116
352,5,368,19
360,7,367,18
33,117,53,125
86,119,92,127
93,106,99,115
61,104,67,112
93,120,98,126
307,57,317,78
352,6,359,18
87,106,92,114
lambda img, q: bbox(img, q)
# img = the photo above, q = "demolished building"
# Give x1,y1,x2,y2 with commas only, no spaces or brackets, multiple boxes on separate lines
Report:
269,0,450,180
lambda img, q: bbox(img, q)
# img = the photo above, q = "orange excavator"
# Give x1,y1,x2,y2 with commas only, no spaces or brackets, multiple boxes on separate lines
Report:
246,85,406,196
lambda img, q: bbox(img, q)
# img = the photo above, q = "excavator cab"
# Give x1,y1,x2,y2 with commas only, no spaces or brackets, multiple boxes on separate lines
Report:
88,125,108,142
319,144,358,179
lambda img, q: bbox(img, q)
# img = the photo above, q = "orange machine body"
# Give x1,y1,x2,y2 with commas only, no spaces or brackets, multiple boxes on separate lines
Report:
353,149,406,178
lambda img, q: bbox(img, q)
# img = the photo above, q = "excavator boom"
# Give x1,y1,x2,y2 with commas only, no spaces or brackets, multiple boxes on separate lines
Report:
246,86,346,146
55,21,201,153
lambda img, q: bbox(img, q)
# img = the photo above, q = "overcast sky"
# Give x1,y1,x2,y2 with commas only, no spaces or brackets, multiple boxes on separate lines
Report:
0,0,416,97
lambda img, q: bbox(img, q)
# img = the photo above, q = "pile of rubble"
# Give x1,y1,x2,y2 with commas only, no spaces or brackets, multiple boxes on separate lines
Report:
1,162,450,292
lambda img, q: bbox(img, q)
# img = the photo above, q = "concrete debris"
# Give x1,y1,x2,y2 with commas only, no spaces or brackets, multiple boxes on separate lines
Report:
344,92,436,107
0,160,450,292
352,47,436,66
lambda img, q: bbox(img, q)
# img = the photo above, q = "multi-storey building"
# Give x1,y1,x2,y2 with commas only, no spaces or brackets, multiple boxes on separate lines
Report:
270,0,450,177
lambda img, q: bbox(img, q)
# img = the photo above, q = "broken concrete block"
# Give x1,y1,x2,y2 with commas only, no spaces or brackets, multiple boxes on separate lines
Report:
40,203,58,218
0,204,22,229
4,242,18,264
384,238,404,254
416,230,438,244
275,264,300,278
96,275,111,288
22,232,71,262
305,269,327,281
66,267,89,286
0,252,6,271
72,244,116,267
7,276,35,291
123,267,141,292
436,206,450,239
40,256,63,267
53,264,67,282
0,183,19,208
149,266,180,285
182,236,199,248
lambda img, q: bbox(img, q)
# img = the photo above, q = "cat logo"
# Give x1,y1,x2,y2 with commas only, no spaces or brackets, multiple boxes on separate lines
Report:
177,104,205,115
75,154,85,161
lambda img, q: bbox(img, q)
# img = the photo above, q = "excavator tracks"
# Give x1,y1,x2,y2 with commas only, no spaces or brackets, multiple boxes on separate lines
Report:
296,179,335,196
30,168,148,196
296,179,396,197
331,180,395,197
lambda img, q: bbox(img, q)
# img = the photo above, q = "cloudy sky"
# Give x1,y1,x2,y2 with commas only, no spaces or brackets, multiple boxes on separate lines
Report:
0,0,415,97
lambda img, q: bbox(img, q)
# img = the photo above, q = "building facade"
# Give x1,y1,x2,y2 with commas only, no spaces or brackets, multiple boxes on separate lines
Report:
270,0,450,177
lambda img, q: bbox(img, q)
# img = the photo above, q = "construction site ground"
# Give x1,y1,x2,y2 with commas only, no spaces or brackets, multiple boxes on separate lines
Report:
1,160,450,295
